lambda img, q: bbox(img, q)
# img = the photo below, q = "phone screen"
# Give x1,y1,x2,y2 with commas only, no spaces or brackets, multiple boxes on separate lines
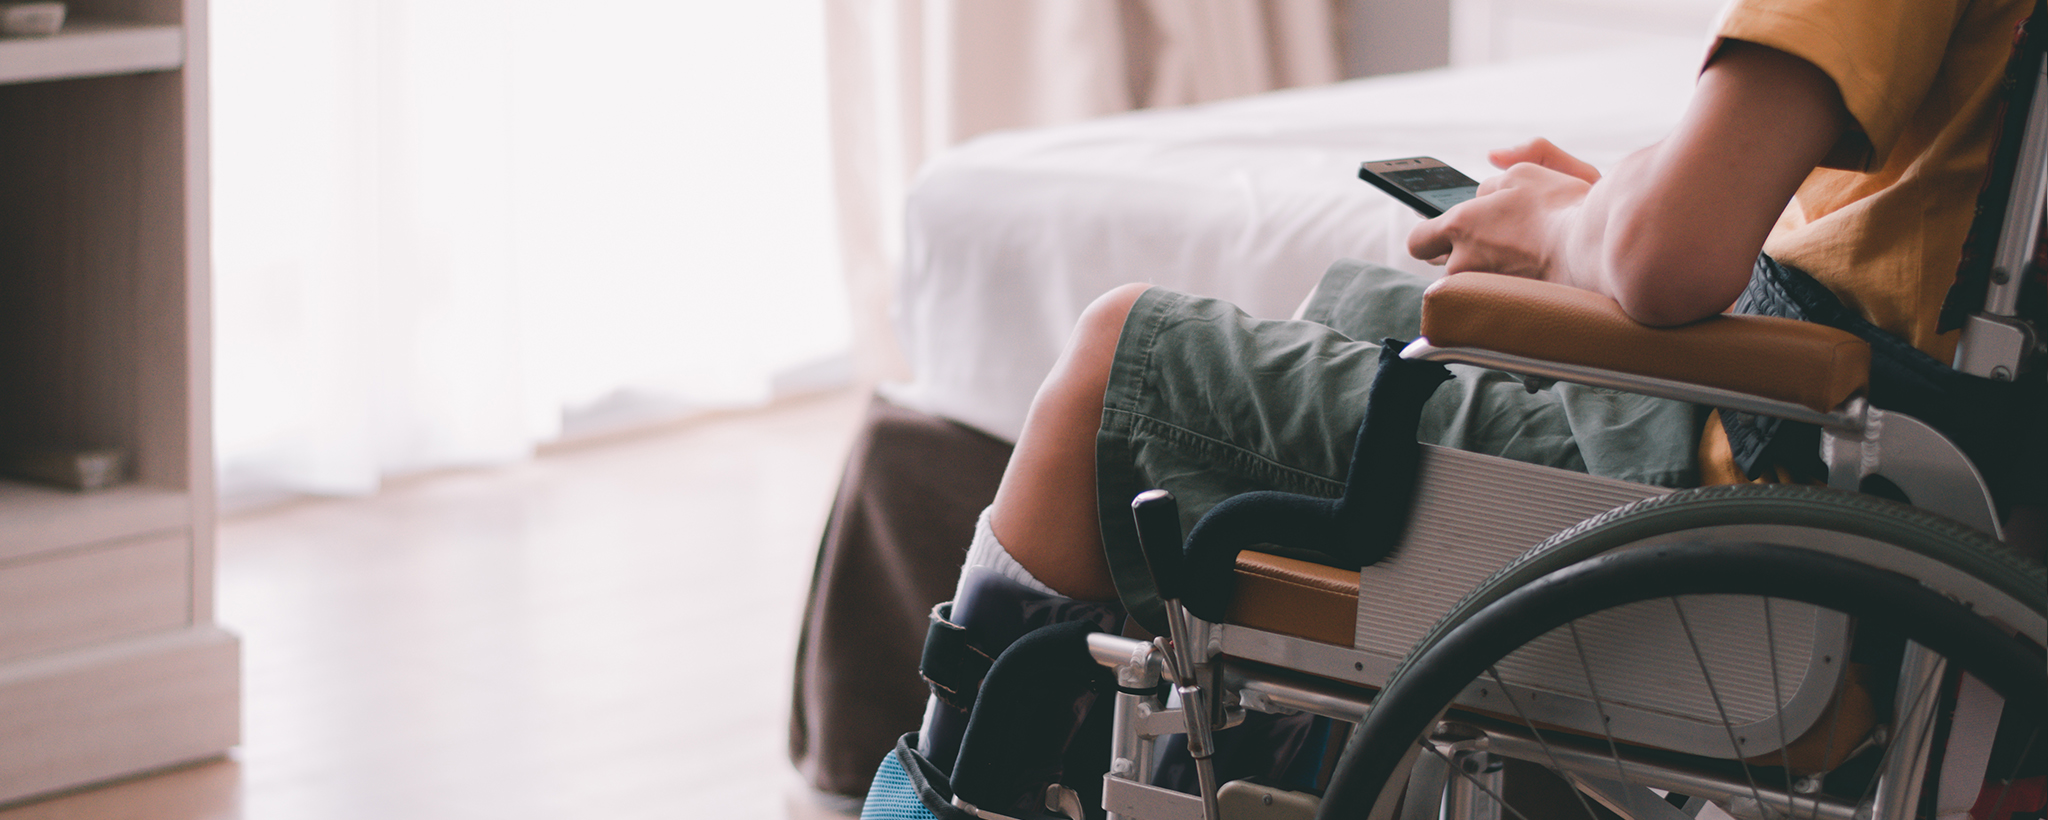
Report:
1379,166,1479,213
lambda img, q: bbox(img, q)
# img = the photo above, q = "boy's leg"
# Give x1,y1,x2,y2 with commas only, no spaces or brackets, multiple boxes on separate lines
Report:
984,282,1152,602
1089,261,1698,632
967,262,1435,605
911,284,1148,771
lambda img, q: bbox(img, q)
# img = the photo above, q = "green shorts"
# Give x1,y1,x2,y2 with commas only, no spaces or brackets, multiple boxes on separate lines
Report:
1094,259,1703,627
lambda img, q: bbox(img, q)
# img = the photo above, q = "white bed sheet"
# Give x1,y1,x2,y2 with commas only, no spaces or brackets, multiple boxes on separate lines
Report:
883,39,1706,443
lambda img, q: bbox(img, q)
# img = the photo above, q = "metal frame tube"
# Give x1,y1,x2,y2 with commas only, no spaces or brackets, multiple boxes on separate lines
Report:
1986,53,2048,320
1458,723,1860,820
1445,750,1505,820
1401,340,1864,430
1400,750,1452,820
1871,643,1946,820
1093,634,1170,820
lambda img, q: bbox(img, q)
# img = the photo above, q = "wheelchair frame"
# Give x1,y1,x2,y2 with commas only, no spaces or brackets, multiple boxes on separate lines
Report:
1067,39,2048,820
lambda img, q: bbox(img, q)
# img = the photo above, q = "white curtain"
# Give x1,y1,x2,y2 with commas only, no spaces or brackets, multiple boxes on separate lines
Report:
211,1,848,501
824,0,1344,381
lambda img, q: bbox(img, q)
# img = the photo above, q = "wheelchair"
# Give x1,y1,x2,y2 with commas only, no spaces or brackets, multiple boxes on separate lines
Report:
1053,104,2048,820
1077,264,2046,820
895,36,2048,820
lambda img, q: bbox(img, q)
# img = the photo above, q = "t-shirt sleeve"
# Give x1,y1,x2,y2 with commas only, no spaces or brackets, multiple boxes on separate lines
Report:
1715,0,1970,170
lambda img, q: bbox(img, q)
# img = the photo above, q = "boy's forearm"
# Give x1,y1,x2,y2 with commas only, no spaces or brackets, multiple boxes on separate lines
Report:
1551,41,1849,326
1554,143,1755,327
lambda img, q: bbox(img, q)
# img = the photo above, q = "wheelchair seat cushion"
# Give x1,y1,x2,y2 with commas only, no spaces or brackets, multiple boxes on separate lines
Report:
1420,272,1872,413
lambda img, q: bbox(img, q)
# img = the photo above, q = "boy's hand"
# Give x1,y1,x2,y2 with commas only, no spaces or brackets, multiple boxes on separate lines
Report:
1487,137,1601,184
1406,150,1595,287
1400,42,1846,327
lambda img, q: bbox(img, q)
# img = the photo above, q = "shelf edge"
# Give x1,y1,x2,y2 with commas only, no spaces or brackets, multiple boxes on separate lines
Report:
0,482,191,561
0,22,184,86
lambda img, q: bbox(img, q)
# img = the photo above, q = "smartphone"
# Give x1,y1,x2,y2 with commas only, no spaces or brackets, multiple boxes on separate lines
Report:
1358,157,1481,218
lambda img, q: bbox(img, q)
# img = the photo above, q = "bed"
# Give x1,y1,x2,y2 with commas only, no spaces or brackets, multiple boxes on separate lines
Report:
788,38,1704,801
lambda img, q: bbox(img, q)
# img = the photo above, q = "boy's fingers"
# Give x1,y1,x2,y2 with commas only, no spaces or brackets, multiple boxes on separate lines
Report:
1527,138,1602,182
1487,143,1535,169
1408,218,1454,262
1488,138,1554,168
1489,137,1600,182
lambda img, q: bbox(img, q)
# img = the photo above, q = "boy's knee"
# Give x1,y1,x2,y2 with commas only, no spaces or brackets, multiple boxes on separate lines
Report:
1075,284,1152,349
1044,284,1151,400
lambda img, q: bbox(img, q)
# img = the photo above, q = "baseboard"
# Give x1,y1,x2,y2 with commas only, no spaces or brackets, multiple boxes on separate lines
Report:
0,625,240,806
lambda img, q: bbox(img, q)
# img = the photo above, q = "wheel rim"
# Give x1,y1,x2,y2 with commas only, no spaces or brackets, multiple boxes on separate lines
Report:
1324,542,2046,820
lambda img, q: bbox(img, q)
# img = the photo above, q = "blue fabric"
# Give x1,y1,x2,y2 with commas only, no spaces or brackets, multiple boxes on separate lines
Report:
860,734,974,820
860,751,939,820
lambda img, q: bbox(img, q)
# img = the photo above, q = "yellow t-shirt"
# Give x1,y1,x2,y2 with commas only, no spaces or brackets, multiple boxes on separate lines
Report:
1699,0,2033,484
1718,0,2034,362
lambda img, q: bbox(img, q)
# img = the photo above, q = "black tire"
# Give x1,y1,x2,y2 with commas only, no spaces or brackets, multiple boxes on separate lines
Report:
1416,484,2044,654
1320,487,2046,820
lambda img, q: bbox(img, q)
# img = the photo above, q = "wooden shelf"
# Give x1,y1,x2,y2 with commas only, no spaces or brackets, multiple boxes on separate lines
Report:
0,479,189,562
0,0,232,803
0,21,182,86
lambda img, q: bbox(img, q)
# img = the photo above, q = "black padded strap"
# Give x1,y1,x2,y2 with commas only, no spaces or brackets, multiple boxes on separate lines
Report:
1329,342,1459,564
919,602,997,714
1175,343,1452,622
948,620,1110,818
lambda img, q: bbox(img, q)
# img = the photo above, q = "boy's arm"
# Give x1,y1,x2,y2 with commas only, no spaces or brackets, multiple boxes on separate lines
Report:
1409,40,1851,327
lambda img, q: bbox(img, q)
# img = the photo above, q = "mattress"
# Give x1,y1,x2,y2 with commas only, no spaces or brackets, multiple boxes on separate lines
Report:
882,38,1706,442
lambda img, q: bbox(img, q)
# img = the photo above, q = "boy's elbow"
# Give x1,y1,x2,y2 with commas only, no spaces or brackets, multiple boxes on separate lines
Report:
1612,284,1713,327
1604,247,1748,328
1596,193,1763,327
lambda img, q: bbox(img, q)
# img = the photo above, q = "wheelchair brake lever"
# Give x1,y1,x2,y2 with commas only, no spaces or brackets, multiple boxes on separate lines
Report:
1132,490,1223,820
1132,489,1185,602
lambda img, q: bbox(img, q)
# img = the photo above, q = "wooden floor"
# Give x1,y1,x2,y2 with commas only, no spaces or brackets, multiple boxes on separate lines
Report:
0,389,871,820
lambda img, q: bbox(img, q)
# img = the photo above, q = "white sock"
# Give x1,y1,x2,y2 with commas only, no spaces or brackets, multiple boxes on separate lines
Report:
922,507,1061,747
956,506,1059,599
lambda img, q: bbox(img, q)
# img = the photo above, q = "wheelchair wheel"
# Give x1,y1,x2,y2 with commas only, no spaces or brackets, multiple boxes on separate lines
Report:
1321,485,2046,820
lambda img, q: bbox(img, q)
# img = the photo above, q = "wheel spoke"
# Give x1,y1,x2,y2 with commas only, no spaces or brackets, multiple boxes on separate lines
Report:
1426,740,1539,820
1566,619,1636,792
1810,637,1851,820
1761,597,1800,813
1481,665,1608,820
1855,646,1946,820
1671,597,1775,819
1322,493,2046,820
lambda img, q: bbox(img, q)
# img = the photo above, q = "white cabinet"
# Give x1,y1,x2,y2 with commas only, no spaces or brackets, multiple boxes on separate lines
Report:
0,0,237,804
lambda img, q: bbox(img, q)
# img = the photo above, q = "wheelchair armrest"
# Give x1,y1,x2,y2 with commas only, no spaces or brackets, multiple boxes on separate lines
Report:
1419,273,1871,413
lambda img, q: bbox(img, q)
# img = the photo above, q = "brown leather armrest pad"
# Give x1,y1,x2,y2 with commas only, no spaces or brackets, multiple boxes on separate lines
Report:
1421,273,1870,412
1226,552,1360,647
